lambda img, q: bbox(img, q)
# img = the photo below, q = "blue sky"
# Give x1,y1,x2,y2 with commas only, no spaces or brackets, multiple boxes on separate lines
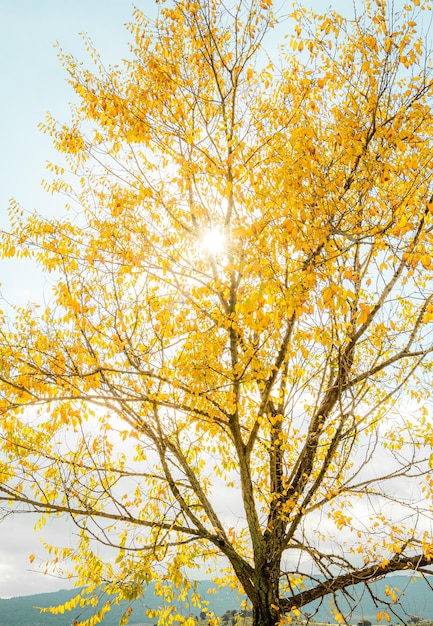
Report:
0,1,134,211
0,1,141,310
0,0,384,601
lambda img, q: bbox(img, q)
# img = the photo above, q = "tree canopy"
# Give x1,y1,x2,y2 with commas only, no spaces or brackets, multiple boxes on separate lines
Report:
2,0,433,624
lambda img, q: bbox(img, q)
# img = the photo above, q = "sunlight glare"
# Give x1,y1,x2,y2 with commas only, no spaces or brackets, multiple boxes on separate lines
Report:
201,228,226,255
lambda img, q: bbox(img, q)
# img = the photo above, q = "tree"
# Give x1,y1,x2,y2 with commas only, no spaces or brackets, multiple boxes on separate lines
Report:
2,0,433,624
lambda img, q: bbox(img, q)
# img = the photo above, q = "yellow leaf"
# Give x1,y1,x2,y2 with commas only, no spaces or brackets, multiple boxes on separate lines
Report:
421,254,431,269
377,611,391,622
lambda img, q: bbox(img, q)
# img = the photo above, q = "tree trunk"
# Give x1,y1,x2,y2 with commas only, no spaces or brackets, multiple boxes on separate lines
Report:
252,603,281,626
251,564,282,626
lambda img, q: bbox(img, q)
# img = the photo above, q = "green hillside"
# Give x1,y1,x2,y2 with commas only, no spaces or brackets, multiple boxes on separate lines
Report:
0,575,432,625
0,581,240,626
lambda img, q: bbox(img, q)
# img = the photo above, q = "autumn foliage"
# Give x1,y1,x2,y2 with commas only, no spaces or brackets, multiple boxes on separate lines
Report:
2,0,433,624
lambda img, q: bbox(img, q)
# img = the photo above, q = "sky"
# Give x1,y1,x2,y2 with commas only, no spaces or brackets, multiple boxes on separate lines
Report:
0,0,154,599
0,0,407,602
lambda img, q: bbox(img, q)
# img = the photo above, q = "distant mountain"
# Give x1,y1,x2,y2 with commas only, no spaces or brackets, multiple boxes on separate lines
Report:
0,575,432,625
0,581,240,626
303,574,433,623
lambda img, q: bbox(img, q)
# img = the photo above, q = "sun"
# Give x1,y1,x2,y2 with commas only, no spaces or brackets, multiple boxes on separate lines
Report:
201,228,226,255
